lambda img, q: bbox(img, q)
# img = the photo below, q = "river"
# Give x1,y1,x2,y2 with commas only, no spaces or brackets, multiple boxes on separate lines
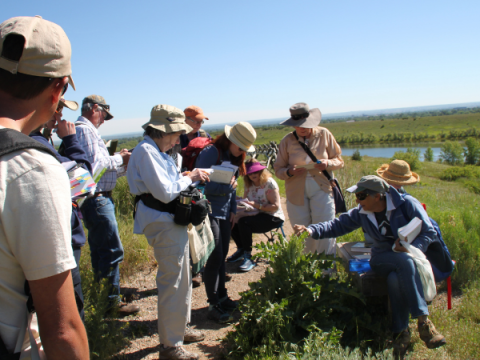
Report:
340,143,445,161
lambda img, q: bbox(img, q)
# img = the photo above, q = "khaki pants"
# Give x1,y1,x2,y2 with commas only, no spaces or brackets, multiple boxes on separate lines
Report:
287,177,336,255
144,221,191,347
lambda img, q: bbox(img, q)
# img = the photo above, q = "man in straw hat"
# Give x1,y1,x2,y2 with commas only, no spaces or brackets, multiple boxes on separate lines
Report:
0,15,88,359
127,104,210,360
30,96,91,322
294,175,447,355
75,94,140,316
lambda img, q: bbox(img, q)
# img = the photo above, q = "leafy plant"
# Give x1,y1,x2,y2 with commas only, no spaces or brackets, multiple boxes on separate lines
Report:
464,137,480,165
351,149,362,161
440,141,464,165
226,233,390,359
391,148,421,171
424,147,434,162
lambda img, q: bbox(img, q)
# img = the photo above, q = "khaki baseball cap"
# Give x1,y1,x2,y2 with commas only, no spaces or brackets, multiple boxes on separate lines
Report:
184,105,209,121
346,175,390,194
82,95,113,120
0,16,75,89
142,104,193,134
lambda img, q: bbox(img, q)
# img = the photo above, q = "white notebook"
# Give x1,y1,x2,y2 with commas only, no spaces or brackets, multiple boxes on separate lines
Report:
398,217,423,244
209,165,235,184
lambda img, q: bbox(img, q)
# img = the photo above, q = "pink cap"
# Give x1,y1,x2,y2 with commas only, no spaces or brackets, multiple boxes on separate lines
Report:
246,162,266,175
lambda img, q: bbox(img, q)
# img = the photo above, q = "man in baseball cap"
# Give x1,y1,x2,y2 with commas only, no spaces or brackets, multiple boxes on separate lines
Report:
82,94,114,120
0,15,88,359
180,105,211,149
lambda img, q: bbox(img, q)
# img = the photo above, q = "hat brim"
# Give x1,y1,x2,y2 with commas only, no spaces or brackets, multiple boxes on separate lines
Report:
346,184,367,193
68,75,76,91
192,113,209,121
104,108,114,121
224,125,255,152
376,166,420,186
60,98,79,111
280,108,321,128
246,164,267,175
142,121,193,134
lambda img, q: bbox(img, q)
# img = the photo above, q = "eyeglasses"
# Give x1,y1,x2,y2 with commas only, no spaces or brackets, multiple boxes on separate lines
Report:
61,83,68,96
355,192,370,201
187,118,204,125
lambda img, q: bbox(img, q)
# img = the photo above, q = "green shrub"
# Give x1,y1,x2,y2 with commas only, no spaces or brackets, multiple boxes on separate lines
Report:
464,137,480,165
439,165,480,181
391,148,421,171
440,141,464,165
351,149,362,161
424,147,434,162
226,233,390,359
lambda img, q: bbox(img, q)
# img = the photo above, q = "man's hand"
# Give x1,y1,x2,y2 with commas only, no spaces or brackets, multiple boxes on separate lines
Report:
393,238,409,253
56,119,76,139
119,148,131,166
294,224,312,237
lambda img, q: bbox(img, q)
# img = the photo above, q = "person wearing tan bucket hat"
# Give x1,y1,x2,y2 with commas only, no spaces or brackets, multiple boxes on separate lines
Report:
0,15,89,360
193,122,256,323
376,160,420,190
274,102,344,256
127,104,209,360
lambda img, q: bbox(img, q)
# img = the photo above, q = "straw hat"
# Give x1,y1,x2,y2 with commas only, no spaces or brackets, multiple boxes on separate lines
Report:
142,104,193,134
224,122,256,152
376,160,420,186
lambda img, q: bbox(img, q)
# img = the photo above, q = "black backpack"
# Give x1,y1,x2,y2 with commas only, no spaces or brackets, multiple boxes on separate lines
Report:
0,128,58,360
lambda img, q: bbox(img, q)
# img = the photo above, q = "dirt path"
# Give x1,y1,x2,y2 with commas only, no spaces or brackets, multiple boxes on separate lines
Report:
115,199,293,360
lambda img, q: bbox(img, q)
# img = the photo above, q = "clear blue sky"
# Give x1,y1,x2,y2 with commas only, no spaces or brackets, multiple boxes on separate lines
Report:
3,0,480,136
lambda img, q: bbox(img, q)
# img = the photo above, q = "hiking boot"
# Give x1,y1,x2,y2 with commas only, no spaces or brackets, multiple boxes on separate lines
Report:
159,344,199,360
227,248,245,262
392,329,410,358
192,272,202,288
184,325,205,343
239,253,255,272
219,296,238,311
418,319,446,349
207,304,233,323
106,303,140,317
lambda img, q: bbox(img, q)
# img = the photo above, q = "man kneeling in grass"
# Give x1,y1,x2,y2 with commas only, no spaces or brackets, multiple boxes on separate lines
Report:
294,175,446,356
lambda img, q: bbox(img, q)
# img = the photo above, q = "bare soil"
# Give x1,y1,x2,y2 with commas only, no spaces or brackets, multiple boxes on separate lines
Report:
115,199,294,360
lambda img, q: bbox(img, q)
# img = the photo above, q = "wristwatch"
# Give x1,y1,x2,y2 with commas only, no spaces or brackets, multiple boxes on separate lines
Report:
286,169,293,178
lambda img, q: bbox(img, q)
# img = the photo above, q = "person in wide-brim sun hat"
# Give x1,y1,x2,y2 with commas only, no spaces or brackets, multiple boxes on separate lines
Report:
224,121,256,152
376,160,420,187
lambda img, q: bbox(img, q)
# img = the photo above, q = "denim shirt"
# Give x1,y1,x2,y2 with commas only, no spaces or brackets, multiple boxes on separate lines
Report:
195,145,237,220
127,135,192,234
307,186,437,256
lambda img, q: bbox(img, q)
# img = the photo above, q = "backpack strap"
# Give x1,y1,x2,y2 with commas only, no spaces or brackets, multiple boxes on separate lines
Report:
198,129,207,138
0,129,58,159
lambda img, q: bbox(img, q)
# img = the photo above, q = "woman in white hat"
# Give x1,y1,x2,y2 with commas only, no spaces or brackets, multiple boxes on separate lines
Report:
274,102,344,255
194,121,256,323
127,104,209,360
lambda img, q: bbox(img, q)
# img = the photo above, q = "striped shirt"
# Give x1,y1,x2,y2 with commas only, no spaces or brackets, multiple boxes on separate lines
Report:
75,116,123,192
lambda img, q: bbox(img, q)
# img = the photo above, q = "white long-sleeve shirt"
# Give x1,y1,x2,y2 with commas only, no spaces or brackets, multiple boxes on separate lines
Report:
127,135,192,234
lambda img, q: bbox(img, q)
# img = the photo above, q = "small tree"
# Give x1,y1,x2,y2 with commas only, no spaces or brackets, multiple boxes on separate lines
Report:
440,141,464,165
424,147,434,162
464,137,480,165
391,148,421,171
351,149,362,161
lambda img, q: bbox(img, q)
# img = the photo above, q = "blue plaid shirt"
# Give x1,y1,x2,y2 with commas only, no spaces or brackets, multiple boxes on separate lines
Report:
75,116,123,192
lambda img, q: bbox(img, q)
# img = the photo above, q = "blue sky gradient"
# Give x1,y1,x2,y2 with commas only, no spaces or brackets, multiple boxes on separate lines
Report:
3,0,479,135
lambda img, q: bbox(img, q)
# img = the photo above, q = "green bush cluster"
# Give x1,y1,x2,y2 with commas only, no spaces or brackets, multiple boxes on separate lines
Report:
351,149,362,161
226,233,390,359
439,165,480,181
391,148,421,171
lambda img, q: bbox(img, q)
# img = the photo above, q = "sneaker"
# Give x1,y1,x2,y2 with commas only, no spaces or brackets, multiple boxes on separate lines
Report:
418,319,446,349
239,253,255,272
159,344,199,360
192,272,202,288
207,304,233,323
219,296,238,311
227,248,244,263
392,329,410,357
184,325,205,343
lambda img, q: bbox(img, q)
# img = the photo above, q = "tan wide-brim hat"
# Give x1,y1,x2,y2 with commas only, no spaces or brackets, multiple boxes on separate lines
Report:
376,160,420,186
59,98,79,111
142,104,193,134
225,122,256,152
280,102,321,128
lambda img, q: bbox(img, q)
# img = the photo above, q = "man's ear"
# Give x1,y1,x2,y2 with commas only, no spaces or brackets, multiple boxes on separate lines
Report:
50,77,68,105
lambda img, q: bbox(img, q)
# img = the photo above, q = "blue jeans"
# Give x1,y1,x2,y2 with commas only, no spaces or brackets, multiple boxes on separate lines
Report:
72,247,85,322
370,251,429,333
81,195,124,305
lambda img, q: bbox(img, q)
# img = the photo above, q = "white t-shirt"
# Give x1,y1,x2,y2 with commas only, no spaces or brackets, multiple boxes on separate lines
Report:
244,177,285,221
0,127,75,353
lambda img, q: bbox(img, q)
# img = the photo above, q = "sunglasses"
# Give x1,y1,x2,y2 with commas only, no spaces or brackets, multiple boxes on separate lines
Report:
187,118,204,125
355,192,370,201
61,83,68,96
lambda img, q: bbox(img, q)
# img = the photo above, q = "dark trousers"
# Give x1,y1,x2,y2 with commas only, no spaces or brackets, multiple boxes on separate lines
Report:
204,215,231,305
231,213,284,252
72,247,85,322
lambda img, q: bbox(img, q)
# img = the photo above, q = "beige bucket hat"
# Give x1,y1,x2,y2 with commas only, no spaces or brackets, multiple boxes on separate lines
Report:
224,122,256,152
280,102,321,128
142,104,193,134
59,98,78,111
0,16,75,89
376,160,420,186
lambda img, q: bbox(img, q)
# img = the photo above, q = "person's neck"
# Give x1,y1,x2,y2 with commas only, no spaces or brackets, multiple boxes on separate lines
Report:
373,199,387,213
252,179,261,187
187,130,197,140
0,91,49,134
